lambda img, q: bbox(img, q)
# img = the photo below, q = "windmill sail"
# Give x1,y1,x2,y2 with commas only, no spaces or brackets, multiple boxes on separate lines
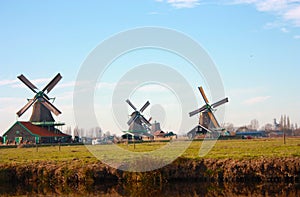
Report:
211,98,228,108
16,73,62,120
41,99,61,116
126,100,151,132
188,86,228,134
127,113,138,125
17,99,36,117
140,115,151,126
126,99,137,111
189,104,207,117
198,86,209,104
17,75,38,93
140,101,150,112
207,111,220,128
42,73,62,93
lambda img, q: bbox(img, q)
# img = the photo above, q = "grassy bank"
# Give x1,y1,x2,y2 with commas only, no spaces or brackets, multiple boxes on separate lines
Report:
0,138,299,164
0,138,299,185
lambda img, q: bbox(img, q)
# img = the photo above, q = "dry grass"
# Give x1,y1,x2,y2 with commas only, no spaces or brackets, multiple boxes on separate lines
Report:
0,138,299,164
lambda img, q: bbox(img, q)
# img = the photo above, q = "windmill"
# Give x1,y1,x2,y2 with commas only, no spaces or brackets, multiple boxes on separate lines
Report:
188,86,228,138
16,73,64,130
126,99,152,133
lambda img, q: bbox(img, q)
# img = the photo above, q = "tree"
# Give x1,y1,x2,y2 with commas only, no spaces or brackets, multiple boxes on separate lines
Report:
280,115,283,129
96,127,102,138
264,123,273,131
287,116,290,130
74,126,79,136
249,119,259,130
105,131,111,137
65,126,72,135
222,123,234,132
283,115,287,129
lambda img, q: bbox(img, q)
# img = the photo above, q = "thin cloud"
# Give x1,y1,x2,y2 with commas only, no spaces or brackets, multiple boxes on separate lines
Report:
0,79,18,86
228,87,265,97
294,34,300,39
54,90,74,101
284,5,300,26
156,0,300,26
243,96,271,105
97,82,116,89
0,76,77,91
280,27,289,32
0,97,23,103
0,97,24,113
231,0,300,27
264,21,285,29
157,0,200,8
56,81,76,89
0,77,54,89
10,77,52,89
138,84,167,92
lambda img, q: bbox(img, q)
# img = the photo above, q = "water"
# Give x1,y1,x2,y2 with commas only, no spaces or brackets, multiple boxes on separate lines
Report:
0,181,299,196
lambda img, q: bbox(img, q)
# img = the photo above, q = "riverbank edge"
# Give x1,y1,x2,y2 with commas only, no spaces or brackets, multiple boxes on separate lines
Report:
0,157,299,186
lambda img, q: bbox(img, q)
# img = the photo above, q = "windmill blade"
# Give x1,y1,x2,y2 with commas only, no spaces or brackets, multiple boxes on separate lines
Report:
198,86,209,104
16,98,37,117
127,113,138,125
126,99,137,111
17,75,38,93
211,98,229,108
140,115,151,127
189,104,207,117
207,111,220,128
41,98,61,116
140,101,150,112
42,73,62,94
42,94,50,100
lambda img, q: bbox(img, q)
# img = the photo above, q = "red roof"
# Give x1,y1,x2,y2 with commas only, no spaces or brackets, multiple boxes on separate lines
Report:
19,121,70,137
153,130,165,136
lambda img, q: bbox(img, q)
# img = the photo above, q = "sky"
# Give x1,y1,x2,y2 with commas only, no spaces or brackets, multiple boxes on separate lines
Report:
0,0,300,135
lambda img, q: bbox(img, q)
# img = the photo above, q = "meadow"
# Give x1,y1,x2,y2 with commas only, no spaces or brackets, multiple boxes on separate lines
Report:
0,138,299,164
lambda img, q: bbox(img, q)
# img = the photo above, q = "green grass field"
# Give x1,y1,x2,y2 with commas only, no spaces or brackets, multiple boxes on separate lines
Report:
0,138,299,164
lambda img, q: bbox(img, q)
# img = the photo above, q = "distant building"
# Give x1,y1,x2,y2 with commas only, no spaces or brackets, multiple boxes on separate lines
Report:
164,131,177,139
2,121,71,144
293,129,300,136
121,131,154,141
268,131,283,138
235,126,250,133
153,130,165,139
267,129,293,137
235,129,266,138
151,121,161,134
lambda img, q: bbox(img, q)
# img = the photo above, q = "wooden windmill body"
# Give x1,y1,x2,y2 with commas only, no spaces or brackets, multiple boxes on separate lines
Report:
2,73,70,145
126,99,151,139
188,86,228,139
126,99,151,133
16,73,64,130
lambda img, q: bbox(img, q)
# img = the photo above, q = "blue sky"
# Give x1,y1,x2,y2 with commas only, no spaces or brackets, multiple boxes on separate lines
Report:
0,0,300,134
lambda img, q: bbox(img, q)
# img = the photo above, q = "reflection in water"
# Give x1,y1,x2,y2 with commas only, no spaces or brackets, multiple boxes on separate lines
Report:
0,181,299,196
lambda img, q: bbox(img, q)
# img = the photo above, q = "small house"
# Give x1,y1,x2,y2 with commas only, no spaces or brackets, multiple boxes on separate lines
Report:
153,130,165,139
235,130,266,138
121,131,154,141
164,131,177,139
2,121,71,144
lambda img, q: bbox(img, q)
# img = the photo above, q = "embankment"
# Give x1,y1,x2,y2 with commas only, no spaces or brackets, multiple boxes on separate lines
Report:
0,157,299,186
